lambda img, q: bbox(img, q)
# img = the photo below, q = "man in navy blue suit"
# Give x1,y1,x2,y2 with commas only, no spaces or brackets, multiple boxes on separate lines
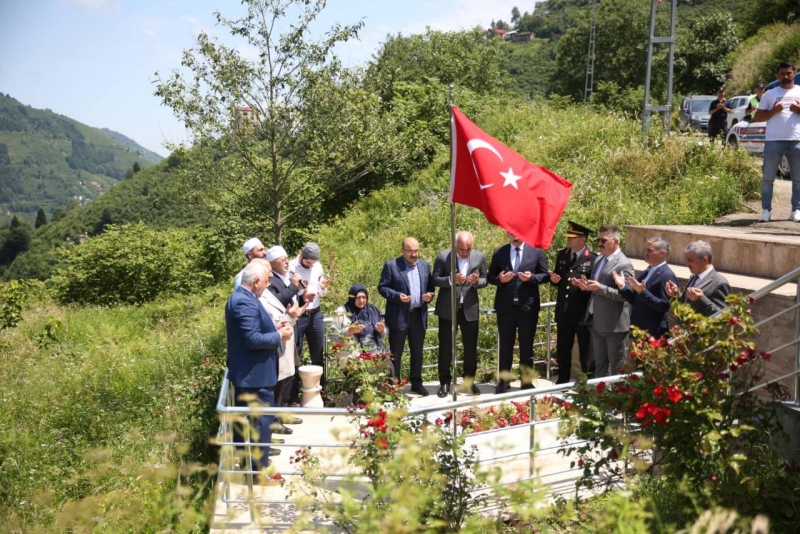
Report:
488,232,550,392
613,237,677,340
225,262,293,478
378,237,435,396
613,237,678,339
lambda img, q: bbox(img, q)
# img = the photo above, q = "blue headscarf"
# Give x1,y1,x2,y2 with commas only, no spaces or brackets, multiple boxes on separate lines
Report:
344,284,384,348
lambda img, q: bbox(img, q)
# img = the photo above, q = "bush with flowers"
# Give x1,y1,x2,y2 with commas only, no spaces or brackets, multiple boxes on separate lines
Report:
560,294,799,525
453,396,572,434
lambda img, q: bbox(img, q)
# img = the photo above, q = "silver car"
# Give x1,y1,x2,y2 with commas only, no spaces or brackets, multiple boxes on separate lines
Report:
678,95,717,132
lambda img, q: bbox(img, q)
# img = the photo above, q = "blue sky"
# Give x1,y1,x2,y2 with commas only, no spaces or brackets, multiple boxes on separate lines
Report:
0,0,526,156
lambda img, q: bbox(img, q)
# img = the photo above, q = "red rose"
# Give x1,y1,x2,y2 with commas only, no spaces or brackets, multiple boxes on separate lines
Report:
596,382,606,394
666,386,683,403
376,438,389,449
653,385,664,396
760,351,772,362
729,316,739,326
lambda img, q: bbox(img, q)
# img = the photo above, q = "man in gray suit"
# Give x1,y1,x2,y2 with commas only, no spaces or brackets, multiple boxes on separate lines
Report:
666,240,730,316
432,231,488,398
573,224,634,377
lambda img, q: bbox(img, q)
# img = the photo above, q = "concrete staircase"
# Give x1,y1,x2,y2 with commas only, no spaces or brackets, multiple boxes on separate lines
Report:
624,224,799,397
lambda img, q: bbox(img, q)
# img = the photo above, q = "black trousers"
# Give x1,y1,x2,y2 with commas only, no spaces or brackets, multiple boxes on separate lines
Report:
555,322,592,384
388,309,425,387
233,386,274,472
438,308,479,385
497,306,538,382
296,311,326,386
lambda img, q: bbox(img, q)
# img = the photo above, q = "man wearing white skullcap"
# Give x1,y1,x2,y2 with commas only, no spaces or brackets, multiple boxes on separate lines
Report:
233,238,267,289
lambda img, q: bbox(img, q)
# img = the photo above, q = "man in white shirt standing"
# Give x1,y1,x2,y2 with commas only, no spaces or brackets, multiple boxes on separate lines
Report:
754,61,800,223
288,242,330,386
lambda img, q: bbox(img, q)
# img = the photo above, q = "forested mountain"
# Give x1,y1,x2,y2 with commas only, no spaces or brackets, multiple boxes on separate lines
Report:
0,93,155,225
99,128,164,164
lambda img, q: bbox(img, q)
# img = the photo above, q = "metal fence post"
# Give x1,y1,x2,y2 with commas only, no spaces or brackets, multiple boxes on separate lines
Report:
546,307,553,381
529,394,536,477
795,283,800,403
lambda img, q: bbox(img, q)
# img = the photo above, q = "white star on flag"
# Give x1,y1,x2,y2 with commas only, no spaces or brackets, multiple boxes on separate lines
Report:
499,167,523,189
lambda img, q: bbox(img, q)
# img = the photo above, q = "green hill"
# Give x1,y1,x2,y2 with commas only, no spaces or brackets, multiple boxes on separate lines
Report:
0,93,156,225
98,128,164,164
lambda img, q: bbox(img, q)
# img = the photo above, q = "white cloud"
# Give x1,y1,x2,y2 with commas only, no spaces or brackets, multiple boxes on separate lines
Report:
411,0,523,34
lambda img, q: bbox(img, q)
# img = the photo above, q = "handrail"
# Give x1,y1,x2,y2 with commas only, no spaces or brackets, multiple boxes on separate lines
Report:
747,266,800,301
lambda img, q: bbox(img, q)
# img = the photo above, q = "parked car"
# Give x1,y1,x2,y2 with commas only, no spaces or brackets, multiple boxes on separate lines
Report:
726,119,790,178
764,72,800,91
726,94,755,131
678,95,717,132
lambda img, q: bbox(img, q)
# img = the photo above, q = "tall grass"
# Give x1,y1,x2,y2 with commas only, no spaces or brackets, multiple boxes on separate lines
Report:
0,283,227,530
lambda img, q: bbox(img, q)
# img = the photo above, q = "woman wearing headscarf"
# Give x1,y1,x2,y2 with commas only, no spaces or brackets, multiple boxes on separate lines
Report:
336,283,387,352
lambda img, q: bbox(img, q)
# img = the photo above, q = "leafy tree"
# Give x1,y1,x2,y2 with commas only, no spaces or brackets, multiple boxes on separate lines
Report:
0,217,31,266
674,13,740,94
511,7,522,27
743,0,800,37
154,0,408,246
132,161,141,174
35,208,47,229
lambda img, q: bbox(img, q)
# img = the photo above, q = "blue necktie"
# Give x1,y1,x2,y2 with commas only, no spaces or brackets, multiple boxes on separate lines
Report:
513,247,521,275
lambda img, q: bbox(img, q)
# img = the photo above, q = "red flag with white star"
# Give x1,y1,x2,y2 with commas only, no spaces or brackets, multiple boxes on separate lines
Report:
449,106,572,249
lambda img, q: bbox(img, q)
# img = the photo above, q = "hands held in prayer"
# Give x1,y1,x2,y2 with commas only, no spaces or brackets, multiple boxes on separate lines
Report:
612,270,626,289
685,287,705,302
399,293,412,303
287,300,307,319
278,322,293,341
627,275,646,294
374,321,385,334
665,280,680,298
498,270,516,283
548,270,561,284
320,276,330,290
347,322,365,335
422,292,435,303
517,271,532,282
571,275,600,292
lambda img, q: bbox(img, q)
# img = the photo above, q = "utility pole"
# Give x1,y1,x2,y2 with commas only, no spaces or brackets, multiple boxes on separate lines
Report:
642,0,677,135
584,0,599,103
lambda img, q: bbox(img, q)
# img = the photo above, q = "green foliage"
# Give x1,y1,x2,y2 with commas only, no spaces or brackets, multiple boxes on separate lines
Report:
0,279,28,330
503,39,558,98
727,23,800,94
742,0,800,37
0,215,31,266
0,93,154,225
674,13,740,95
155,0,409,247
51,223,237,306
34,207,46,228
560,295,797,525
0,287,228,529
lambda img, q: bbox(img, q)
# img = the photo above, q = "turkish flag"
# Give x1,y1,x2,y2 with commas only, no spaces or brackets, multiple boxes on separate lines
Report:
449,106,572,250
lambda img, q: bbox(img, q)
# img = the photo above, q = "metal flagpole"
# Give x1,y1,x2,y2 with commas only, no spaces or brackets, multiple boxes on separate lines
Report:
448,84,459,403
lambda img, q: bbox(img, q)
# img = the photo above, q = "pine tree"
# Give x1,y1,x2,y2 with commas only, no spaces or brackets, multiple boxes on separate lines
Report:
35,208,47,229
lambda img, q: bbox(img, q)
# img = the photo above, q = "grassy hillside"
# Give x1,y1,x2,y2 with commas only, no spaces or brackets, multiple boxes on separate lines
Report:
0,93,155,225
99,128,164,164
2,152,208,280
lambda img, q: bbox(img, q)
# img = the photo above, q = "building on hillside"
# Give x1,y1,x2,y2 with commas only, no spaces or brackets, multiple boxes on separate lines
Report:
508,32,534,42
486,28,507,39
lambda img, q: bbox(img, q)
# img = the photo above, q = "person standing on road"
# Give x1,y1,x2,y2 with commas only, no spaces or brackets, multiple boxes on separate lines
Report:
708,87,732,141
754,61,800,223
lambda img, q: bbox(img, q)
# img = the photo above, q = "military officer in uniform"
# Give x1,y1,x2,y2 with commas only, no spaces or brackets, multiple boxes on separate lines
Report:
548,222,598,384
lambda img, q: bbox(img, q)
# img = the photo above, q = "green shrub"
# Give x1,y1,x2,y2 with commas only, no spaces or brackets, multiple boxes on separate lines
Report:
0,279,27,330
50,223,238,306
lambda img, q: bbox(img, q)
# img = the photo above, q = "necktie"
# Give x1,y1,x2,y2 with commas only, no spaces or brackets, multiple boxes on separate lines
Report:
591,256,607,280
571,252,577,264
687,276,697,288
513,247,521,275
641,267,652,285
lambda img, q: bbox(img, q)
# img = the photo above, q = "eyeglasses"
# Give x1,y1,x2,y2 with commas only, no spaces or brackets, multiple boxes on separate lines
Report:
597,237,610,244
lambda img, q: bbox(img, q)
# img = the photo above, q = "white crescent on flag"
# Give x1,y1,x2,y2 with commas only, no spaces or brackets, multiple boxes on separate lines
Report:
467,139,502,190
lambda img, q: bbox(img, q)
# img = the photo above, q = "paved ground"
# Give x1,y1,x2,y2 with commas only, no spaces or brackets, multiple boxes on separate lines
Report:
716,177,799,232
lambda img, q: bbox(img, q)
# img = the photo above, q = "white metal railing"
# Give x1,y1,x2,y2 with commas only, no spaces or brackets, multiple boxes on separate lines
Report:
214,266,800,525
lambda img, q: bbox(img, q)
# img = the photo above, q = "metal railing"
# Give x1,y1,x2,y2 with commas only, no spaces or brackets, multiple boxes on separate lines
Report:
213,266,800,526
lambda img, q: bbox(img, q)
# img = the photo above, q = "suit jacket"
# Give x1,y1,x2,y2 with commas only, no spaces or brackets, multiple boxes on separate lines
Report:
432,248,488,322
268,274,301,308
550,247,598,325
488,244,550,315
679,268,730,316
584,250,635,333
225,286,282,388
620,263,677,338
378,257,434,331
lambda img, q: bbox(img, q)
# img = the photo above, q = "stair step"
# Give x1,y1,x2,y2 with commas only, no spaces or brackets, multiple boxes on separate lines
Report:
625,225,800,280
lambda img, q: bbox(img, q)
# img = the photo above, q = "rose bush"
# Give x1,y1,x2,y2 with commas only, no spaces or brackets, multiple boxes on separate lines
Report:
560,294,797,522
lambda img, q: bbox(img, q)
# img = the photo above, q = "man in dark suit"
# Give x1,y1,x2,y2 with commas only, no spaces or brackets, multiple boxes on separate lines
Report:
549,221,598,384
225,262,293,479
488,231,550,393
378,237,435,396
666,240,730,316
613,237,677,339
573,224,634,377
432,231,488,397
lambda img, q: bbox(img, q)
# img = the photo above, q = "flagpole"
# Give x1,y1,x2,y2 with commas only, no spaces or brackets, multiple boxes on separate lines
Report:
449,84,458,403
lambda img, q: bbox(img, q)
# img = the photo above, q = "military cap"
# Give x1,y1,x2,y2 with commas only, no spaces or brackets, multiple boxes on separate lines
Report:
565,221,592,238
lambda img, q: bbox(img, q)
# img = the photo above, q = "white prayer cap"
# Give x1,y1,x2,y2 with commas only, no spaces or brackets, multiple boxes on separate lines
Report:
266,245,288,261
242,237,263,255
